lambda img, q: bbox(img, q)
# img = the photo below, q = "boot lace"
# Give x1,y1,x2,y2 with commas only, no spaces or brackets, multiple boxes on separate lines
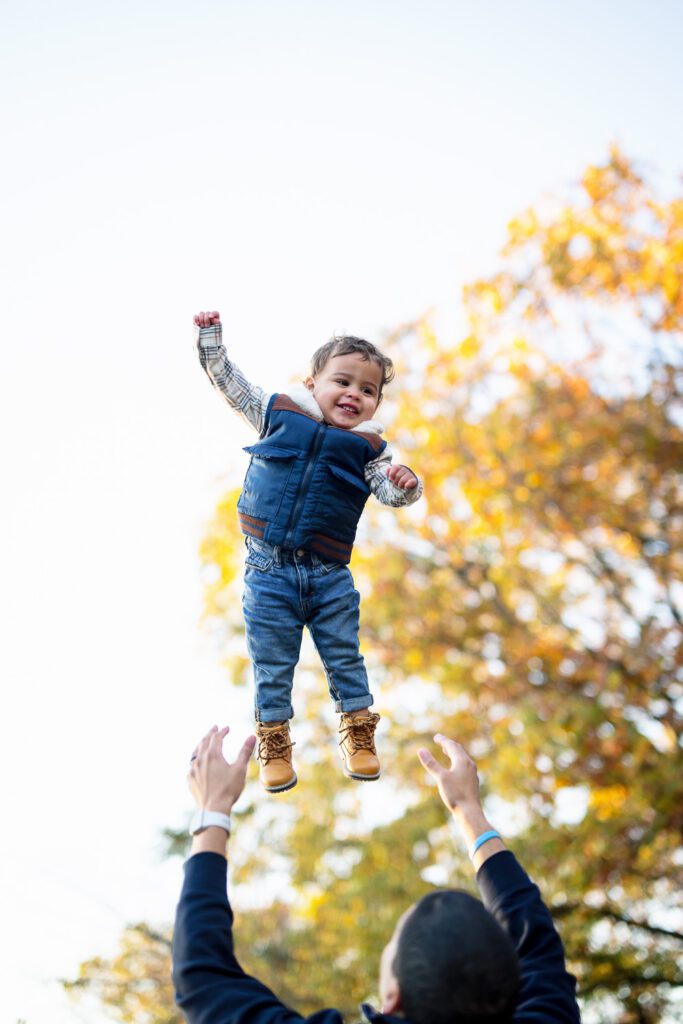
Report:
339,713,379,752
258,727,294,765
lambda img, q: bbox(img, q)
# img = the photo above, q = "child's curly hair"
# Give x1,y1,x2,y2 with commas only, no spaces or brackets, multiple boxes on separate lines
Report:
310,335,395,397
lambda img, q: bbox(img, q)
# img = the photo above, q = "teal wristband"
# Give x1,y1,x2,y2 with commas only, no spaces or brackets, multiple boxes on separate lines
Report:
469,830,501,859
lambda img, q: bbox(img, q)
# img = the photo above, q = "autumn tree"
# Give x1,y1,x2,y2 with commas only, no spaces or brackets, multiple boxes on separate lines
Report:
63,924,179,1024
67,149,683,1024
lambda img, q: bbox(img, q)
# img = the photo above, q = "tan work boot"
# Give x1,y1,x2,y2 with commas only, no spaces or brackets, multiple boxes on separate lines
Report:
338,711,381,781
256,721,297,793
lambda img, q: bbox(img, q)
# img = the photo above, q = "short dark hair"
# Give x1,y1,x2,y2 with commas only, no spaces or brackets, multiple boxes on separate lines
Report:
310,335,395,396
394,890,520,1024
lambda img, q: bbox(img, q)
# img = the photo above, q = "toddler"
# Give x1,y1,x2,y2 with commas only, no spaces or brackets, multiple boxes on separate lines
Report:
194,310,422,792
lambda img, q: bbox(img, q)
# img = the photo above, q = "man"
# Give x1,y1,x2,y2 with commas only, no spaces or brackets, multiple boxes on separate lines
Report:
173,726,581,1023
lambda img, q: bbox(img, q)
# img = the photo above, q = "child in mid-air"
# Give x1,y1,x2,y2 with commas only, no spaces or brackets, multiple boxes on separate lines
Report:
194,310,423,792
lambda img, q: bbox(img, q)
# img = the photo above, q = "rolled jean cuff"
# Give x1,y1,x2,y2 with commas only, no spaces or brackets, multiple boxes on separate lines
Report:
335,695,374,714
256,705,294,723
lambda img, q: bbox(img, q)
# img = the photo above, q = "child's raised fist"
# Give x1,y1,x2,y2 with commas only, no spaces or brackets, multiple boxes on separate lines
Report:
194,310,221,328
386,464,418,490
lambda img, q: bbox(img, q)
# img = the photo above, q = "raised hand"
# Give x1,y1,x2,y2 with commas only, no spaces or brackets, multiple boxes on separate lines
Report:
188,725,256,814
418,734,482,813
194,310,221,328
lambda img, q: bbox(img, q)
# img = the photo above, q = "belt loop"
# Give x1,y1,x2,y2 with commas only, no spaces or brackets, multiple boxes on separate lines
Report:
273,545,282,568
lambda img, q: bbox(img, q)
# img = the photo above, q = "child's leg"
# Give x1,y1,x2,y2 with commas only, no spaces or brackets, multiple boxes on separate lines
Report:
307,562,380,779
306,564,373,714
242,560,305,723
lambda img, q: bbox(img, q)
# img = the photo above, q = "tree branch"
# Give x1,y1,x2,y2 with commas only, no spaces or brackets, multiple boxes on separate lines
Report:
554,902,683,943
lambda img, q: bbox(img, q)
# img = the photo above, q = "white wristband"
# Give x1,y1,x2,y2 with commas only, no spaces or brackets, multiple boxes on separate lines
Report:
190,810,232,836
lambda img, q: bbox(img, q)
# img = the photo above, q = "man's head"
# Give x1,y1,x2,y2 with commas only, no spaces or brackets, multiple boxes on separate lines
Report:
379,890,520,1024
305,336,394,430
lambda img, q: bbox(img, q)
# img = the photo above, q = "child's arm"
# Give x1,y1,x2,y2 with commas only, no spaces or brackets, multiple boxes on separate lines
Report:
194,312,270,434
365,449,423,507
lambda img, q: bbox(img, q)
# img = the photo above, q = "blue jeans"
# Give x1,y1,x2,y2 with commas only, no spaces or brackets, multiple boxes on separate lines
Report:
241,537,374,722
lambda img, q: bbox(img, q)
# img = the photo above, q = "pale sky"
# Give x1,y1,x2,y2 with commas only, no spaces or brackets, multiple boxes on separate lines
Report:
2,2,683,1021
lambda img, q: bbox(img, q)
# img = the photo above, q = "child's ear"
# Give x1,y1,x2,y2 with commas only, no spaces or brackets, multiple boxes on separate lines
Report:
304,376,316,392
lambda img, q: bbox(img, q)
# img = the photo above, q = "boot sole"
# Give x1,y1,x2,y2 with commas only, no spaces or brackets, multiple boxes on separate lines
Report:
263,774,298,793
342,768,380,782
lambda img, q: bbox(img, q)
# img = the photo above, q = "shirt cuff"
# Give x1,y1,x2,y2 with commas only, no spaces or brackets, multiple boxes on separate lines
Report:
194,323,223,346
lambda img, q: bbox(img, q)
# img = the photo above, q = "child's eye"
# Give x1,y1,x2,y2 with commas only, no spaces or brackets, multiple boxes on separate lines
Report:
362,387,375,395
335,379,349,386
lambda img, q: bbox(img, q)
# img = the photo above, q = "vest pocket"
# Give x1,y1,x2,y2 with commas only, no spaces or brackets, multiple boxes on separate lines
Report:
309,463,370,532
326,463,371,494
238,444,299,520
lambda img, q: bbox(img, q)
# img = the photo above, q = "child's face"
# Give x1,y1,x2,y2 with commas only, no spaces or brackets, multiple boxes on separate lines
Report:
306,353,382,429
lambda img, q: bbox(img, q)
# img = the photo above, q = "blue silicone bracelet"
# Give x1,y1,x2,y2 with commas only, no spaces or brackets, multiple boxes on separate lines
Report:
469,830,501,859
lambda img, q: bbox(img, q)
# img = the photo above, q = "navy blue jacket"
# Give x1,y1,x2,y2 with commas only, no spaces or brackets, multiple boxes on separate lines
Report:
172,851,580,1024
237,394,387,564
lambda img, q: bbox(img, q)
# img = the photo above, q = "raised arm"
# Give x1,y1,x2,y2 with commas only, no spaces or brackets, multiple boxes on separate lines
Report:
194,311,270,434
173,726,342,1024
419,736,580,1024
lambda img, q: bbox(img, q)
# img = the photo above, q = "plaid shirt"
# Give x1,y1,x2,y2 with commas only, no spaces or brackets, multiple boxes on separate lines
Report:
196,324,423,508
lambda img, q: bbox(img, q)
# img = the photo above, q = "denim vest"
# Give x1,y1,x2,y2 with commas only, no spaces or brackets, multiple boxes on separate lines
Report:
236,394,387,563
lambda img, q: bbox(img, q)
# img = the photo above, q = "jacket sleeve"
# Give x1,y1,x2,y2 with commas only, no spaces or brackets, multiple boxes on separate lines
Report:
476,851,581,1024
364,447,423,508
195,323,270,433
173,853,343,1024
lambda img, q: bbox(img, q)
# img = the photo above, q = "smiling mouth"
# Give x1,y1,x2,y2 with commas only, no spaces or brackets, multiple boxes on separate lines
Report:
338,404,359,415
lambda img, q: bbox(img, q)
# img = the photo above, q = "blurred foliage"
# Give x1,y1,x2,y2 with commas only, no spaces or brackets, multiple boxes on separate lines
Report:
63,924,179,1024
67,149,683,1024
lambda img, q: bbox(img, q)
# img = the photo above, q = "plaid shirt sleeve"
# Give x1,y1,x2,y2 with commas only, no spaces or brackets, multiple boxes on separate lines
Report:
364,448,423,508
195,323,270,433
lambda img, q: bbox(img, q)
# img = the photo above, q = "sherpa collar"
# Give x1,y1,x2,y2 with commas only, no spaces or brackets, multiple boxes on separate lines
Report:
287,383,385,436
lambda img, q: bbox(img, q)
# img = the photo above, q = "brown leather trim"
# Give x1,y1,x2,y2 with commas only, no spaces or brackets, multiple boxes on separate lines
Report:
240,523,265,538
309,545,351,565
238,513,266,538
272,394,319,420
352,430,385,453
311,533,353,560
239,512,267,528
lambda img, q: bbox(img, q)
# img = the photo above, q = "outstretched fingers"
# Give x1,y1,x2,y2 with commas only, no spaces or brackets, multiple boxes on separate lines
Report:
189,725,220,769
196,725,227,768
192,724,216,754
434,733,468,767
418,747,444,778
235,734,257,770
191,725,256,773
208,725,230,752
